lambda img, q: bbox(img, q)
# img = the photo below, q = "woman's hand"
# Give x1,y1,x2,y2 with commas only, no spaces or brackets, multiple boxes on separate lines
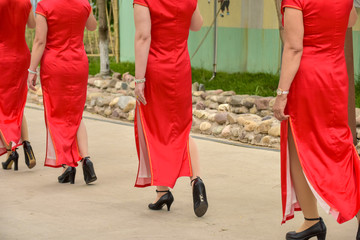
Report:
27,73,37,91
273,95,289,121
135,83,147,105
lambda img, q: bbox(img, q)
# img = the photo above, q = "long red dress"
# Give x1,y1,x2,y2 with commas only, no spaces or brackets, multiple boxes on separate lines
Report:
0,0,31,155
133,0,197,188
35,0,91,168
280,0,360,224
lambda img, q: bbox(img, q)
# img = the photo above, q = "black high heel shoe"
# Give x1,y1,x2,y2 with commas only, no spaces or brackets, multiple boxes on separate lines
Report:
82,157,97,184
191,177,208,217
23,141,36,169
58,166,76,184
2,149,19,171
286,217,327,240
356,222,360,240
148,190,174,211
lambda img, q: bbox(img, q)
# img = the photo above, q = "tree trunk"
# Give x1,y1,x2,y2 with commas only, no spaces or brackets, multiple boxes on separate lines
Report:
98,0,110,76
274,0,284,43
112,0,120,63
345,28,357,145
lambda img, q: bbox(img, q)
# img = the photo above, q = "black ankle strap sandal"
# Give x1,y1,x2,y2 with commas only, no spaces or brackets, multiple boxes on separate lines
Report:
304,217,321,221
156,190,170,193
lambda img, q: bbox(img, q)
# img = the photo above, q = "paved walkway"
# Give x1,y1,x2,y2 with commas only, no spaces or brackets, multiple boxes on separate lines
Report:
0,104,357,240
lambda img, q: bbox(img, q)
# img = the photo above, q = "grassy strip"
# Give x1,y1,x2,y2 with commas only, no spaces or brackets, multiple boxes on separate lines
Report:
89,57,360,107
89,57,279,97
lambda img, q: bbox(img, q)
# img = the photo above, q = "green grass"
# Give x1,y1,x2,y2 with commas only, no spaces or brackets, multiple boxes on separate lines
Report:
89,57,279,97
89,57,360,107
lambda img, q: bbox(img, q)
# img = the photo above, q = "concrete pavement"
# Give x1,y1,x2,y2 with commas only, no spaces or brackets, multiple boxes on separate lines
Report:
0,103,357,240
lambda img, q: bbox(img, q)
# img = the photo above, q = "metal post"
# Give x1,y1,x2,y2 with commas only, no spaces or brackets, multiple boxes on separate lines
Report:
209,0,218,81
345,28,357,145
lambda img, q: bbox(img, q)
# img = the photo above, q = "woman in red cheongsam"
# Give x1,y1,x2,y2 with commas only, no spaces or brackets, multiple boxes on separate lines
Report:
0,0,37,171
27,0,98,185
273,0,360,239
133,0,209,217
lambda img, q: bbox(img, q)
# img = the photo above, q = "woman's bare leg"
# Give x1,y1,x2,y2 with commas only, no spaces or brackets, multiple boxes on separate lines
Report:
0,133,11,158
21,116,29,142
76,120,89,158
153,186,169,203
189,136,201,183
289,125,319,232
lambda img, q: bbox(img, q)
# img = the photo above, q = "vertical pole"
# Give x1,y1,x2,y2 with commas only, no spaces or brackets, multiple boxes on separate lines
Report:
345,28,357,145
209,0,218,81
213,0,218,76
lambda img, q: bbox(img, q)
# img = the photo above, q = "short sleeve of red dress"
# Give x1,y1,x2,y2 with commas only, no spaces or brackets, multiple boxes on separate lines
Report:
281,0,304,26
133,0,148,8
35,2,48,18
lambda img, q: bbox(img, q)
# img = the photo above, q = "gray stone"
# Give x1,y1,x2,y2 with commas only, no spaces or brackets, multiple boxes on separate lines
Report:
193,91,204,97
227,113,238,124
218,104,230,112
199,84,206,92
121,82,129,90
207,89,223,95
129,81,136,90
112,72,122,80
233,106,249,114
207,113,216,122
255,120,273,134
104,107,112,116
200,122,212,131
231,127,241,138
96,97,111,107
87,92,102,101
221,125,231,138
192,82,199,91
195,102,206,110
221,91,236,96
261,136,271,145
212,126,224,135
117,96,136,110
249,106,257,114
208,102,219,110
217,96,227,104
193,110,209,119
241,97,256,108
268,125,281,137
200,92,207,100
111,108,121,118
90,99,96,107
214,112,228,125
127,110,135,121
109,97,120,107
230,95,244,106
115,81,123,90
255,97,273,111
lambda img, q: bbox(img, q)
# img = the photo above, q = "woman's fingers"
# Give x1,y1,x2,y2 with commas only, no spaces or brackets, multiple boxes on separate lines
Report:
27,74,37,91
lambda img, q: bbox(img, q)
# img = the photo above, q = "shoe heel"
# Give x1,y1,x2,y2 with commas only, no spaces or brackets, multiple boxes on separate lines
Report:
14,158,18,171
69,169,76,184
166,201,172,211
317,231,326,240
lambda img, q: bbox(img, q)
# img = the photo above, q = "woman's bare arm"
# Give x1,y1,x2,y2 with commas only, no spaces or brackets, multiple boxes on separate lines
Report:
86,10,97,31
348,5,358,28
27,7,36,28
134,4,151,105
190,4,203,31
273,8,304,121
27,14,48,90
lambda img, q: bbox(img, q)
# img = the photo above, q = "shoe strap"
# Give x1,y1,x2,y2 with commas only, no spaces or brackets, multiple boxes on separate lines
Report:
304,217,321,221
6,148,11,152
190,176,201,186
156,190,170,193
